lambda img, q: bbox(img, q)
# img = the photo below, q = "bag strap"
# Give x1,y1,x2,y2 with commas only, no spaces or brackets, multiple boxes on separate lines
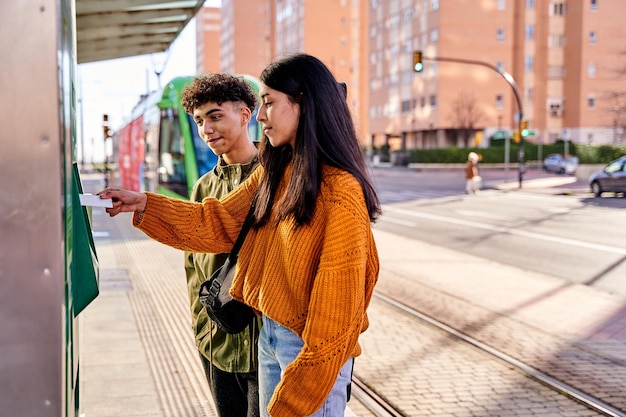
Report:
227,198,256,264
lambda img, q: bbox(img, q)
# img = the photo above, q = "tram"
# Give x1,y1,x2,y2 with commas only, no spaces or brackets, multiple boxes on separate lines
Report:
115,74,262,200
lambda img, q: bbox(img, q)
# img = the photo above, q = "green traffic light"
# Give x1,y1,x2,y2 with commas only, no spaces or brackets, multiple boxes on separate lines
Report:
413,51,423,72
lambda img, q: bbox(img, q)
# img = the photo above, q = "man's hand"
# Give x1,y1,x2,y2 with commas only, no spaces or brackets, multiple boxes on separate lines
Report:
97,188,148,217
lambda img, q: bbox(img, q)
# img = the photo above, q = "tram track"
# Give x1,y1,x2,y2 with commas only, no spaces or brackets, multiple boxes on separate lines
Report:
351,375,406,417
349,291,626,417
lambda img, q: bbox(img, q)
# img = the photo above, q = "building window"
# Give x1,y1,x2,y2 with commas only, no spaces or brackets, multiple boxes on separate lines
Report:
548,65,565,79
588,62,596,78
497,28,505,42
429,95,437,108
525,87,534,101
371,0,377,9
525,56,534,72
428,61,438,76
495,94,504,110
549,33,566,48
551,2,566,16
432,29,439,42
589,31,597,44
420,97,426,108
548,99,563,117
525,25,534,41
590,0,597,11
588,95,596,109
498,0,506,10
526,0,535,8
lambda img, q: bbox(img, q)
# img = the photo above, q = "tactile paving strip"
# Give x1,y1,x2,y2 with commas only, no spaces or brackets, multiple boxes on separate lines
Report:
114,238,217,417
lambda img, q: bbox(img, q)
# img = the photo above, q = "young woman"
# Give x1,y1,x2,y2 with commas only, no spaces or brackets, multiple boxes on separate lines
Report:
99,54,381,417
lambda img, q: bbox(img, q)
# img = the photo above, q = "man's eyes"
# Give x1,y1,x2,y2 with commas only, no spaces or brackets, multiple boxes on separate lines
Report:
195,114,222,125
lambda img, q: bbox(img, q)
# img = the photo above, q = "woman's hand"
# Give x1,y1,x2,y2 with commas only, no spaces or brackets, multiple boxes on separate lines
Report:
97,188,148,217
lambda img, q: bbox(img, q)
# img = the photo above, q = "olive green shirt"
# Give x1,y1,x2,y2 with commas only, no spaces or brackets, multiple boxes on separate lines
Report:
184,155,261,372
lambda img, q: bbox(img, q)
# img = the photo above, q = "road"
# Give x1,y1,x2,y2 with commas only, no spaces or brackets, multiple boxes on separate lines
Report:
371,167,626,297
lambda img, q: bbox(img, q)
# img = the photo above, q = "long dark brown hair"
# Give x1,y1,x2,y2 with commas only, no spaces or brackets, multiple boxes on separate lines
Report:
253,54,381,227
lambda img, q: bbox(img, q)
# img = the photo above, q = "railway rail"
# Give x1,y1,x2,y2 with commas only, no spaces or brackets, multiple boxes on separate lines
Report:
349,291,626,417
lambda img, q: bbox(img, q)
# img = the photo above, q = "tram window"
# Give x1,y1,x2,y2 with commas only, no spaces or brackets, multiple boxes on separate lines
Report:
188,114,217,177
158,109,188,196
249,107,261,142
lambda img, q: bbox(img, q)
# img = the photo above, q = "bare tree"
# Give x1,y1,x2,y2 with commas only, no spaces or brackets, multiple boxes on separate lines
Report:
449,91,485,147
605,91,626,143
602,50,626,143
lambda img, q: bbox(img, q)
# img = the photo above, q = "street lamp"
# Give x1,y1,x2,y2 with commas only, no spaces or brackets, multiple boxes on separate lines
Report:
417,54,526,188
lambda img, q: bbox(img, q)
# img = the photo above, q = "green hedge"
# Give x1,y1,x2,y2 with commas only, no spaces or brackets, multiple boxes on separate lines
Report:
399,142,626,164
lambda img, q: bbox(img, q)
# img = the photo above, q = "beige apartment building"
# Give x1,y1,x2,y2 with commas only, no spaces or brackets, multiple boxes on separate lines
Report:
369,0,626,151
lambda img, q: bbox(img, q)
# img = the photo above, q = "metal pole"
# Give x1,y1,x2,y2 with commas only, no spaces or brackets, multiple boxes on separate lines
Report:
422,55,525,187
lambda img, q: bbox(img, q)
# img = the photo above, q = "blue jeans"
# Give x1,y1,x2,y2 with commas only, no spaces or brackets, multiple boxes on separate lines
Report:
258,315,353,417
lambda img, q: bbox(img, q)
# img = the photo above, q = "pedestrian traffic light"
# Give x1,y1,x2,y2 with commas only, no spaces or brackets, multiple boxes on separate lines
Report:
520,119,529,137
513,131,521,143
413,50,423,72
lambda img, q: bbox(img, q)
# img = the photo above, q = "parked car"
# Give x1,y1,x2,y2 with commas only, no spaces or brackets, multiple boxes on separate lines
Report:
589,155,626,197
542,154,579,174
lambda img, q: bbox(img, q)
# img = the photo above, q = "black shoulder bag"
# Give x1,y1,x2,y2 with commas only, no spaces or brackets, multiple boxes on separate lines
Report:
198,203,256,334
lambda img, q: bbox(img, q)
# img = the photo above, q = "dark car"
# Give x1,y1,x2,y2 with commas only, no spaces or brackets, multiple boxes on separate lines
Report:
589,155,626,197
543,153,578,174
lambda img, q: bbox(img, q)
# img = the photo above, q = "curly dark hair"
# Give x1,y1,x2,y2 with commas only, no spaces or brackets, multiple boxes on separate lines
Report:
181,73,258,114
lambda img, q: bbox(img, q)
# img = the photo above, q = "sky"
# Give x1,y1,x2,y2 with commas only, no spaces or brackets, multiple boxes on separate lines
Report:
78,0,221,163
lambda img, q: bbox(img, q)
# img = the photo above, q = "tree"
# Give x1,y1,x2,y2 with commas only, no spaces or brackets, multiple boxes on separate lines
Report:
604,50,626,143
449,91,485,148
606,91,626,143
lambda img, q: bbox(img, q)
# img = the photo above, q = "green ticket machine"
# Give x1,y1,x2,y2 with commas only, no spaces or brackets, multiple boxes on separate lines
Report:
1,2,99,416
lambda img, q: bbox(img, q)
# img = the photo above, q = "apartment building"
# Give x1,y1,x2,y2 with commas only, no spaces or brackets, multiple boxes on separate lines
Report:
272,0,370,139
199,0,369,141
197,0,626,149
196,6,221,74
368,0,626,151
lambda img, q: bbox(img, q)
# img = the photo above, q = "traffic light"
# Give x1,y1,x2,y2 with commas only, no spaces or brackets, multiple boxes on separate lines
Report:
512,131,521,143
520,119,529,137
103,114,112,139
413,50,423,72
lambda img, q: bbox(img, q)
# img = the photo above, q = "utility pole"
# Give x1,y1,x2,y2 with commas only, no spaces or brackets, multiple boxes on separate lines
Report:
417,53,526,188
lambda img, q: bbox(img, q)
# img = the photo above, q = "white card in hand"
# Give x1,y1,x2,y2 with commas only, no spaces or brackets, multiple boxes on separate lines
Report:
79,193,113,208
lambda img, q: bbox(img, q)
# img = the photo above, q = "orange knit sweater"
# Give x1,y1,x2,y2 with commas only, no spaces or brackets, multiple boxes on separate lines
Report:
134,164,379,417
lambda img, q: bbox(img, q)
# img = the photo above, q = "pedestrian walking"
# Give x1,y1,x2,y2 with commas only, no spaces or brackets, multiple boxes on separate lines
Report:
466,151,480,194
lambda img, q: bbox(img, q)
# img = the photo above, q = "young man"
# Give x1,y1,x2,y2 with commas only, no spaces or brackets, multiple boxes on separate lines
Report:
180,74,260,417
